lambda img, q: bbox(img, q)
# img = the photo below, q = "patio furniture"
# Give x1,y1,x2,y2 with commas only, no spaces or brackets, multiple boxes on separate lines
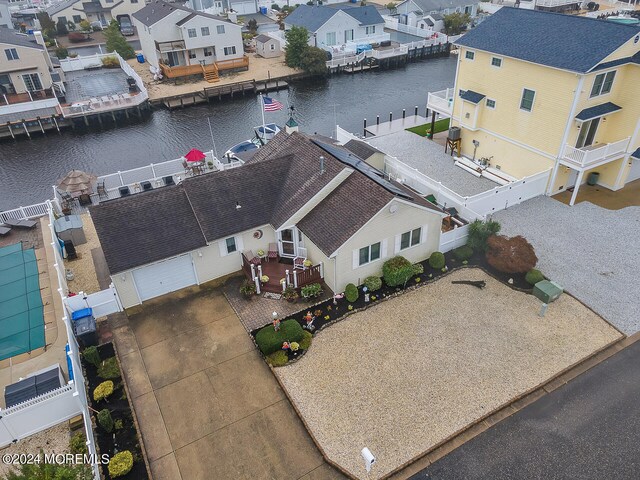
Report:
244,250,261,266
267,243,278,262
97,181,108,199
293,256,306,270
0,225,11,236
182,160,191,175
3,218,37,229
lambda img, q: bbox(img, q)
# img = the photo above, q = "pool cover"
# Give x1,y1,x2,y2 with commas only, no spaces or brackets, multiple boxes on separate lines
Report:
0,243,45,361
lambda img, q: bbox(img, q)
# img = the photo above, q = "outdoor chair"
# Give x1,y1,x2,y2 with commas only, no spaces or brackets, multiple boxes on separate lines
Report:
0,225,12,236
293,256,306,270
97,181,108,199
182,160,191,175
3,218,37,229
244,250,261,266
267,243,278,262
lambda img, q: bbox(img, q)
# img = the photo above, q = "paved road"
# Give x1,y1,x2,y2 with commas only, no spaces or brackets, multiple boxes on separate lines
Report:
412,340,640,480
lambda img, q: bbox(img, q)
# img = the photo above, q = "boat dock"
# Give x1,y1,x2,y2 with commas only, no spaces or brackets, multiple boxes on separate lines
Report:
365,113,427,137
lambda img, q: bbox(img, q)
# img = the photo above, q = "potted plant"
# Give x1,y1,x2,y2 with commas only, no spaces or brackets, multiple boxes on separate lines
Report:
303,259,312,268
240,280,256,299
282,286,298,303
257,249,265,257
260,274,269,284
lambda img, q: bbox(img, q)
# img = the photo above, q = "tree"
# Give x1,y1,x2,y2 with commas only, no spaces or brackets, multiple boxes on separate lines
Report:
247,18,258,34
104,20,135,59
443,12,471,35
56,17,68,35
300,46,327,75
284,25,309,69
385,2,397,14
37,12,56,34
79,19,91,32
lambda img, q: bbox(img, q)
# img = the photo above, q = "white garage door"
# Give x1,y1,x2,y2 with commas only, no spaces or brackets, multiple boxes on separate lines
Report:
232,1,257,14
627,158,640,184
133,254,197,302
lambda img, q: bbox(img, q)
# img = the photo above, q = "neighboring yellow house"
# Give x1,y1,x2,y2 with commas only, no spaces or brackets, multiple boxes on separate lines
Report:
427,7,640,205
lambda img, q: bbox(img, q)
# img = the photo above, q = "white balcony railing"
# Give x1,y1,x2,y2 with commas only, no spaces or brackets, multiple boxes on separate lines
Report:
427,87,455,117
562,137,630,167
535,0,581,7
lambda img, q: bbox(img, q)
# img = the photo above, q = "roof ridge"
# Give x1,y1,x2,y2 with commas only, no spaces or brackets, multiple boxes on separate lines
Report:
181,183,210,246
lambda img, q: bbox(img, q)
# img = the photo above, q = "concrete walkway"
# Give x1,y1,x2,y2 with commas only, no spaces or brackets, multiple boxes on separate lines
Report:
110,287,344,480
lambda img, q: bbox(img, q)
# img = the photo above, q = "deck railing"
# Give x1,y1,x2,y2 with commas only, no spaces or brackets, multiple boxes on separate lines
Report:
295,264,323,288
216,55,249,71
536,0,581,6
0,202,50,222
562,138,630,167
0,88,56,106
427,87,455,117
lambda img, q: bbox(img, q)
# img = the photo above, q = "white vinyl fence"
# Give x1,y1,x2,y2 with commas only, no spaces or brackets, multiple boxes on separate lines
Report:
439,224,470,252
64,285,123,318
0,202,49,222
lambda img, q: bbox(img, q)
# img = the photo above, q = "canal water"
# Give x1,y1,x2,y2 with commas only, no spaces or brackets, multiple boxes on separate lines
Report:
0,56,457,210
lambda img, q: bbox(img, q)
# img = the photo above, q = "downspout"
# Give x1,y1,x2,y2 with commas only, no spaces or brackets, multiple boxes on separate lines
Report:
548,74,585,194
450,45,463,124
333,256,337,294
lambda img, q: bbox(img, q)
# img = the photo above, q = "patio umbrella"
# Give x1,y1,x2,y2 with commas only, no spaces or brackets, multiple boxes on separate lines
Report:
56,170,97,194
184,148,206,162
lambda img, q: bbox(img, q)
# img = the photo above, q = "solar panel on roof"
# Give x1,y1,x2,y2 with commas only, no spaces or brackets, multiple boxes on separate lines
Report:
312,140,414,200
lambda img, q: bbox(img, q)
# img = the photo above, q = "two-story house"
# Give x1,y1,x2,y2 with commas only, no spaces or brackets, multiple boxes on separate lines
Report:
427,8,640,206
0,0,12,29
284,5,386,49
133,0,244,81
46,0,145,30
395,0,478,29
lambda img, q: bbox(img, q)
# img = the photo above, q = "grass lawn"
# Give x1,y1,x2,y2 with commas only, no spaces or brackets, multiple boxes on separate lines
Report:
407,118,450,137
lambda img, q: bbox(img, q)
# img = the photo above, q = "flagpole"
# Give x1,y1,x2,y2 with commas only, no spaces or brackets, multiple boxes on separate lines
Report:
260,93,266,142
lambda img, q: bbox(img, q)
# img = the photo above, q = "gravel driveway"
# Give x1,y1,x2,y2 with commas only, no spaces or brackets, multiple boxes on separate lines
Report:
493,196,640,334
276,269,620,480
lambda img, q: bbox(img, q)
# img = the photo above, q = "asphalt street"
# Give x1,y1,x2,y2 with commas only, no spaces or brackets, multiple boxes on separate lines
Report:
412,340,640,480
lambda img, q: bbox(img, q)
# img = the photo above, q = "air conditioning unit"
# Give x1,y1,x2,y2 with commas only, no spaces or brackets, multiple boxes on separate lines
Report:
448,126,461,140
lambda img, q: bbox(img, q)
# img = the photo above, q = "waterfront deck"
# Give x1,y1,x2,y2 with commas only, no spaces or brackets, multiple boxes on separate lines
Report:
365,114,427,137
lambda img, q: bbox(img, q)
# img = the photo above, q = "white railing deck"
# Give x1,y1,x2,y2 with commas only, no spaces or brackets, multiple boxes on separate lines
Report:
0,202,50,221
562,137,630,167
427,87,455,117
536,0,581,6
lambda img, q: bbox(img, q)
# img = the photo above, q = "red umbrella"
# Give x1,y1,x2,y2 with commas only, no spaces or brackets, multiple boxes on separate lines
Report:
184,148,206,162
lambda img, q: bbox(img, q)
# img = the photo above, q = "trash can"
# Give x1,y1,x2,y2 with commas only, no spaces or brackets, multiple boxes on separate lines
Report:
260,6,268,14
587,171,600,186
136,53,145,64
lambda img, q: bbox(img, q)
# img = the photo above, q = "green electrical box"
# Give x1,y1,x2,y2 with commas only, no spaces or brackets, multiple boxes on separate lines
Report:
533,280,563,304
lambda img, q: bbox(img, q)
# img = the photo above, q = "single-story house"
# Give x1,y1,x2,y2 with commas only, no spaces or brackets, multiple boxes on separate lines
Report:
255,34,280,58
91,131,445,308
395,0,478,29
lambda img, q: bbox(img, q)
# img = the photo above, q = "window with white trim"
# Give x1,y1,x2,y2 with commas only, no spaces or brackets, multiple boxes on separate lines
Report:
399,228,422,251
223,46,236,56
188,51,196,59
4,48,19,60
204,48,213,57
520,88,535,112
491,57,502,67
365,25,376,35
217,25,225,34
465,50,474,60
486,98,496,109
225,237,237,254
359,242,381,266
201,26,210,36
590,71,615,97
187,28,197,38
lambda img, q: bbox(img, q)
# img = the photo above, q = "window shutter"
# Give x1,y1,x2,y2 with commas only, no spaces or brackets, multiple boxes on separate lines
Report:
381,239,388,258
218,240,227,257
236,235,244,253
352,249,359,269
421,225,428,244
394,234,401,254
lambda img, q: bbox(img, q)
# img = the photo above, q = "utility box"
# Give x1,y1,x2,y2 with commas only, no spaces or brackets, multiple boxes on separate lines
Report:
533,280,563,303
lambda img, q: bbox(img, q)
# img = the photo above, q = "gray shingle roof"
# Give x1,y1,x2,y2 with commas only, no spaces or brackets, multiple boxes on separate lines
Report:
402,0,472,13
632,148,640,159
0,29,43,50
285,5,383,32
46,0,80,17
455,7,640,73
133,0,227,28
255,34,273,44
460,90,485,104
91,186,207,274
592,51,640,71
575,102,621,122
343,139,382,160
338,6,384,27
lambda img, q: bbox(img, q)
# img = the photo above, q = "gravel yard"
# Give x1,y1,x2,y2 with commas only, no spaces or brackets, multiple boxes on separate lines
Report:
276,268,621,480
494,196,640,334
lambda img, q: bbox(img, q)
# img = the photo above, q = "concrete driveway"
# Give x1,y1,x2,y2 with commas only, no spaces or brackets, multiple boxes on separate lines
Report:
110,286,344,480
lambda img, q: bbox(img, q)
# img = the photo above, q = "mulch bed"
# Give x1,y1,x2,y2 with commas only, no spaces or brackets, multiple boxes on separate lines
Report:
251,251,533,340
82,343,148,480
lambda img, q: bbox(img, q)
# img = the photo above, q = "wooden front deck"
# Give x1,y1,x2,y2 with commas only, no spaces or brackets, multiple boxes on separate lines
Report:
242,255,323,293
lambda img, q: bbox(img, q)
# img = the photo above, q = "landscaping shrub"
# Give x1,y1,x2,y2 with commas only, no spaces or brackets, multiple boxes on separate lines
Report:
69,431,88,455
428,251,445,269
382,256,415,287
299,331,313,350
486,235,538,274
100,55,120,68
363,276,382,292
54,46,68,59
266,350,289,367
108,450,133,478
239,280,256,297
97,356,120,379
453,245,474,261
93,381,114,402
468,219,501,252
79,19,91,31
255,319,305,355
82,346,100,368
97,409,114,433
412,263,424,275
525,268,545,286
114,418,123,430
345,283,359,302
282,286,298,302
68,32,87,43
301,283,323,299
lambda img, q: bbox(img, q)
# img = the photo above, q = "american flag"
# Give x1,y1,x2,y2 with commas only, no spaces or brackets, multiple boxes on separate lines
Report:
263,96,284,112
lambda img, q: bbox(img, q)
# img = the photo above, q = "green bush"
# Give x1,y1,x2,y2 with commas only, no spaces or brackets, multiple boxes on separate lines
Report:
363,276,382,292
93,381,114,402
240,280,256,297
97,409,114,433
468,219,501,252
69,431,88,455
299,330,313,350
114,419,123,430
82,346,100,368
101,55,120,68
97,356,120,379
266,350,289,367
255,319,305,355
453,245,474,261
382,256,415,287
345,283,359,302
301,283,323,299
412,263,424,275
525,268,545,286
108,450,133,478
54,46,68,59
428,251,445,269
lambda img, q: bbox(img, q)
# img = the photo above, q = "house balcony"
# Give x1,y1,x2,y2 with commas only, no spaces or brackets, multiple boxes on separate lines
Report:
0,88,56,107
561,137,630,169
242,249,324,294
427,87,454,118
535,0,581,8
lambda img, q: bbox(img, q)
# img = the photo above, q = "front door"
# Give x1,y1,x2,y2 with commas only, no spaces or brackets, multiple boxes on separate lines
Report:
345,29,354,43
279,228,296,257
166,52,180,67
576,118,600,149
99,13,107,27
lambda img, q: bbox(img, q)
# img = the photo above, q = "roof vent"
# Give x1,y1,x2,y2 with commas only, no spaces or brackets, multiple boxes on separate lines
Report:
319,156,325,174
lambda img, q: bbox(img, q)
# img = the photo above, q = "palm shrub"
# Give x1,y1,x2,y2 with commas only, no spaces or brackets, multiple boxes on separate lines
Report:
97,409,114,433
467,219,501,252
382,256,415,287
255,319,304,355
108,451,133,478
363,276,382,292
486,235,538,274
525,268,545,285
345,283,359,302
428,251,445,269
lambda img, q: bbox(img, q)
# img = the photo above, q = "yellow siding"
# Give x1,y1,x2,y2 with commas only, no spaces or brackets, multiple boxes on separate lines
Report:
598,34,640,64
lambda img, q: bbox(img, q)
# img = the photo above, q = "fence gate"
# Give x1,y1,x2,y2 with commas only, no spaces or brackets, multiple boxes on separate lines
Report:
64,283,123,318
